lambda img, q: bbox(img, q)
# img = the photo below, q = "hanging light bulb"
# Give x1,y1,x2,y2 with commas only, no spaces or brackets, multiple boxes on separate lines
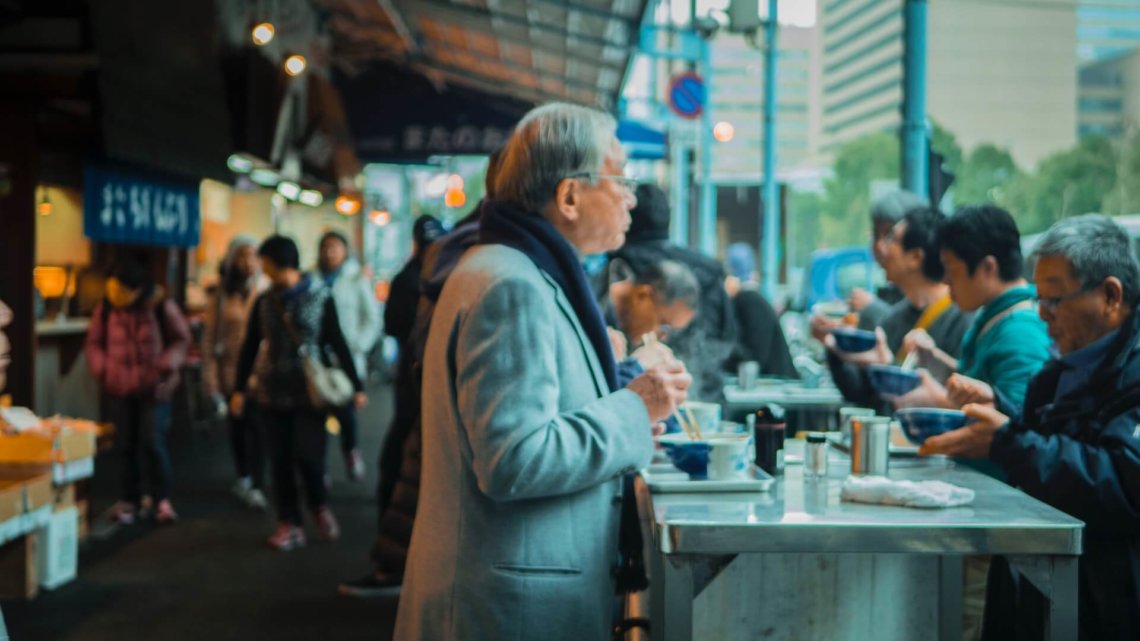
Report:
335,194,361,216
37,186,52,216
284,54,307,76
251,22,275,46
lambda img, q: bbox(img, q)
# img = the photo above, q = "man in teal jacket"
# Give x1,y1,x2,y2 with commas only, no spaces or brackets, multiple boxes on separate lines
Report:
898,205,1052,416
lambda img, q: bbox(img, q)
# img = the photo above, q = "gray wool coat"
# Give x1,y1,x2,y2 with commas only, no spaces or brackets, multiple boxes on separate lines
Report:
394,244,655,641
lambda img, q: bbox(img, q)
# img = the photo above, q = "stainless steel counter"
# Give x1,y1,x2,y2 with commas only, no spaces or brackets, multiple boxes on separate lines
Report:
637,454,1083,641
723,383,847,411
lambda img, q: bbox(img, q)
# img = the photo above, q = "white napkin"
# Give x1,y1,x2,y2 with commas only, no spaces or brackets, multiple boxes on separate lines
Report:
840,475,975,509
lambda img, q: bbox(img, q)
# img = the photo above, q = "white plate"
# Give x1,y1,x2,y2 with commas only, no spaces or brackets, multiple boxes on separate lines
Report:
642,464,775,493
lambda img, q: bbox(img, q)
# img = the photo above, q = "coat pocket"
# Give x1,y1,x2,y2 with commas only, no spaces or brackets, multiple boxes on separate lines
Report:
492,563,582,577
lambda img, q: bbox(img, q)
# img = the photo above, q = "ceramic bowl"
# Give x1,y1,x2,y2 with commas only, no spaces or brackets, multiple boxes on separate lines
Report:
894,408,971,445
830,327,877,353
868,364,922,396
656,433,752,480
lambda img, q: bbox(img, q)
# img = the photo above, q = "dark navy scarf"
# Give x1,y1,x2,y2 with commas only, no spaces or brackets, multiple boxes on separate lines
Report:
478,200,618,392
479,199,647,594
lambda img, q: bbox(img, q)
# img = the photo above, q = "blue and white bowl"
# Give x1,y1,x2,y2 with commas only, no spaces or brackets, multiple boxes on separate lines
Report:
831,327,877,353
656,433,752,480
894,408,971,445
868,364,922,397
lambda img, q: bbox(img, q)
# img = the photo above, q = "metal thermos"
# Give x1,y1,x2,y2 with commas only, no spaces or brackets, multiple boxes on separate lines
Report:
751,403,786,476
850,416,891,475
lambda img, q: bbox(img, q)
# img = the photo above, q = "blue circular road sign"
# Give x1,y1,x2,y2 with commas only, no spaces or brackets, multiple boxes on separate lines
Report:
669,72,705,120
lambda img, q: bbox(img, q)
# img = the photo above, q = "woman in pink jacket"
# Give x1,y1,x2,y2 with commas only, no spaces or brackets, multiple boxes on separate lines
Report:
85,257,191,524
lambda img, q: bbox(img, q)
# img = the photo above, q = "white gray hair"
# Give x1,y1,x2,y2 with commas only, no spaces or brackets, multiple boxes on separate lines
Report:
871,190,927,224
1033,214,1140,307
493,102,617,214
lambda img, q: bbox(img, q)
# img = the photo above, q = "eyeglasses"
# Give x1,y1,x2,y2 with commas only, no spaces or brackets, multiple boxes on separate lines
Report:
567,172,638,193
1035,282,1101,313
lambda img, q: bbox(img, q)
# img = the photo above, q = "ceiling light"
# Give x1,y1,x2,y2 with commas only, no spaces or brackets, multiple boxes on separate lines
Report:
276,181,301,200
251,22,275,46
250,168,279,187
298,189,324,207
284,54,307,77
227,154,254,173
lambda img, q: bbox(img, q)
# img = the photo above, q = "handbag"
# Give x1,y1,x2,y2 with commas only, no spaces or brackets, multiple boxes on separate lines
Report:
272,294,355,408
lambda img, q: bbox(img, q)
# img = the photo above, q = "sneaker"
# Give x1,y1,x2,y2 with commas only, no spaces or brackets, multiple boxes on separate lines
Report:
231,477,253,501
155,499,178,525
267,523,306,551
346,449,366,482
109,501,136,525
337,571,403,598
245,488,268,511
315,506,340,542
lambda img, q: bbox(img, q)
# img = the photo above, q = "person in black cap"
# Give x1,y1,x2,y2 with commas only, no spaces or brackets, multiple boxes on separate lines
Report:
607,183,737,402
384,216,445,350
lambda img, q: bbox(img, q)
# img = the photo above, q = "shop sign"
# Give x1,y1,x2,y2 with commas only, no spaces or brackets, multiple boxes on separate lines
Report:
356,125,510,158
83,164,200,248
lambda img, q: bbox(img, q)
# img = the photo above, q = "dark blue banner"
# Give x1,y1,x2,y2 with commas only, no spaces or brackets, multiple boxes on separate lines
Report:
83,164,201,248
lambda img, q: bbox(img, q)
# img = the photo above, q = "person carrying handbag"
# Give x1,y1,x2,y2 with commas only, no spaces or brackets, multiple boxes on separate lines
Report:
231,236,365,551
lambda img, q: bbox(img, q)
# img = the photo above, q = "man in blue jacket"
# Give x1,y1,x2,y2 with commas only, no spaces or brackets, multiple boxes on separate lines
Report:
922,214,1140,641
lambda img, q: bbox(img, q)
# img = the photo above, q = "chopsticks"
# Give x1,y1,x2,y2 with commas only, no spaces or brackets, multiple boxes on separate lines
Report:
900,349,918,372
675,405,703,441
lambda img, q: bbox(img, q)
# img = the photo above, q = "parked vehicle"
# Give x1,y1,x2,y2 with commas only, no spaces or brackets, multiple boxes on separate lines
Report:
788,246,884,312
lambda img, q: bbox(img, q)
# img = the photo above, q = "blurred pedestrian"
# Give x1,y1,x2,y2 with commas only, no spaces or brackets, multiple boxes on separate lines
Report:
340,152,501,599
384,216,444,352
317,230,383,481
608,183,736,402
202,235,268,510
85,256,191,525
723,242,797,379
232,236,365,551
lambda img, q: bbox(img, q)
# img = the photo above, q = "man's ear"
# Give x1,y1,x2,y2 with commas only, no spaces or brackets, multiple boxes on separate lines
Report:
554,178,581,222
1103,276,1125,311
981,255,1000,279
632,283,655,301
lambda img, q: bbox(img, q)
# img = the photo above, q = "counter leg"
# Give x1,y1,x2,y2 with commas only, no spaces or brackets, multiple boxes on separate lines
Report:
938,555,962,641
649,548,665,641
1045,556,1078,641
660,554,694,641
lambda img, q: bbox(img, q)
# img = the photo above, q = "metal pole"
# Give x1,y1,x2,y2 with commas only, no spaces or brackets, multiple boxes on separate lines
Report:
902,0,928,198
671,132,690,246
698,36,716,256
761,0,779,301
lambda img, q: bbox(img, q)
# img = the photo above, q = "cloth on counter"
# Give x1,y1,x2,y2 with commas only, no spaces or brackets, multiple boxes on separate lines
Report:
840,474,975,508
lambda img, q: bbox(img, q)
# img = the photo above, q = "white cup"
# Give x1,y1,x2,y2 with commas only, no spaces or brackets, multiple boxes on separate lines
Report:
707,435,752,480
683,401,722,434
738,361,760,390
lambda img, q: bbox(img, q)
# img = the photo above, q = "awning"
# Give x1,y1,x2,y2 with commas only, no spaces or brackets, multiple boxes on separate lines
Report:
322,0,650,112
617,118,667,160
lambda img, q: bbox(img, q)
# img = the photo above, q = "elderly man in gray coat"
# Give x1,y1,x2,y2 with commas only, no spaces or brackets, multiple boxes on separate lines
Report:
394,103,692,641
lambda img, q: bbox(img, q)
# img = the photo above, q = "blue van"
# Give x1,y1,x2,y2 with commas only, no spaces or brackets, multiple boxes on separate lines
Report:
791,246,882,311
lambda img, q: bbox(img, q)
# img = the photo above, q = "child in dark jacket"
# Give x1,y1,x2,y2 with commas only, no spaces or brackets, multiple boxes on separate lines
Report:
85,257,191,524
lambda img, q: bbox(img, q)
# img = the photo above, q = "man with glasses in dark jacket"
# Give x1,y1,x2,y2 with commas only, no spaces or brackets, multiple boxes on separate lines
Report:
922,214,1140,641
